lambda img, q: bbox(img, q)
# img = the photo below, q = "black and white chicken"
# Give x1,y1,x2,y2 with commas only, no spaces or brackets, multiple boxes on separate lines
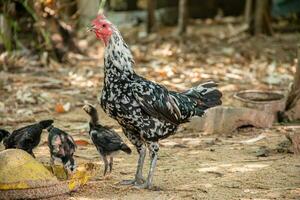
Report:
47,125,77,177
3,120,53,157
83,104,132,176
90,15,222,189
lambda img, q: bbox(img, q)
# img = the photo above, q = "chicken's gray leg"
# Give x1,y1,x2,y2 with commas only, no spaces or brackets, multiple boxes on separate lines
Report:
102,155,109,176
120,145,146,185
135,142,159,189
109,156,113,173
119,129,146,185
135,146,146,183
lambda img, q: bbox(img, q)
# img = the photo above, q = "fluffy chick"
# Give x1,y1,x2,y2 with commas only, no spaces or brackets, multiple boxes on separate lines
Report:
4,120,53,157
47,125,77,178
83,104,131,176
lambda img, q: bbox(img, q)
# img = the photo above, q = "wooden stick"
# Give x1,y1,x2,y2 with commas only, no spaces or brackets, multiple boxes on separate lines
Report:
177,0,189,36
146,0,156,34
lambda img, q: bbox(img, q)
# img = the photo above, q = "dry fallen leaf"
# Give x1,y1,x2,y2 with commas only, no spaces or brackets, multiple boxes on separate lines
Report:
75,139,90,146
158,70,167,78
55,102,71,113
55,103,65,113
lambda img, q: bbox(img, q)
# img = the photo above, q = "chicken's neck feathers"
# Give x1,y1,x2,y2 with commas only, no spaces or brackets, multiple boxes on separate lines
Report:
104,29,135,82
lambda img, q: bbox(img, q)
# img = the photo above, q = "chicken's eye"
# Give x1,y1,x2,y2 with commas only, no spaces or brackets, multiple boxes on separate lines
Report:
102,24,106,28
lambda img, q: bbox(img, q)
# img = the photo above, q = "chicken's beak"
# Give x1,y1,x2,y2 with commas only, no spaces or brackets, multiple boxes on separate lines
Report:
82,105,89,113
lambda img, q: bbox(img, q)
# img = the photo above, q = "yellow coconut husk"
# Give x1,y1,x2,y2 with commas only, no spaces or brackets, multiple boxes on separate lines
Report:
0,149,58,190
0,149,92,199
0,149,69,199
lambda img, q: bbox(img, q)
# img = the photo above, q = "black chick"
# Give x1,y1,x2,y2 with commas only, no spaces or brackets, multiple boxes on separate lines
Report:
83,104,132,176
0,129,10,143
4,120,53,157
47,125,77,177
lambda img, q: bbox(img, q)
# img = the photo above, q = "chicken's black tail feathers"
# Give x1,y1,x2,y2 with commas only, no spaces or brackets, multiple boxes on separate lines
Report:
184,81,222,115
121,143,132,154
83,104,99,125
39,120,54,129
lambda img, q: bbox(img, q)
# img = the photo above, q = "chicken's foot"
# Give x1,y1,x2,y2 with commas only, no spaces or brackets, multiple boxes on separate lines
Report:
134,142,159,189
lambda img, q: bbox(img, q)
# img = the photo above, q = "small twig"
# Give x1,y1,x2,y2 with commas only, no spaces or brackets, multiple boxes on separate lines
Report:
239,156,286,163
164,187,208,193
32,108,51,114
221,133,266,145
67,119,87,123
29,82,62,89
98,0,107,15
240,133,266,144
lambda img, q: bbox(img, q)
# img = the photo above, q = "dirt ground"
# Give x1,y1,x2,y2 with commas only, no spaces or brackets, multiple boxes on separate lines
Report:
51,125,300,200
0,21,300,199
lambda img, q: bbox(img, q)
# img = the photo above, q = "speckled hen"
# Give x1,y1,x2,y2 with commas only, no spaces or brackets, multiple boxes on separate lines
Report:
90,14,222,189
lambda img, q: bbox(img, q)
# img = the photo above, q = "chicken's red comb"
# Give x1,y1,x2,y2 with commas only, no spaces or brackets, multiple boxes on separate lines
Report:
91,14,107,26
96,14,106,20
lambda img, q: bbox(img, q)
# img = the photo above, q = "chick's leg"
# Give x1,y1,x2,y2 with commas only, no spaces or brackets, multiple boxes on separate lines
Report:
63,166,70,179
135,142,159,189
63,159,74,179
109,156,113,173
50,156,55,174
102,155,109,176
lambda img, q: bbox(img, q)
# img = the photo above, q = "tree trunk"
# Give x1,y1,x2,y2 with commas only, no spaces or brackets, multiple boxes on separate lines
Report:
177,0,188,36
0,14,12,51
254,0,272,35
244,0,253,24
0,1,15,52
146,0,156,34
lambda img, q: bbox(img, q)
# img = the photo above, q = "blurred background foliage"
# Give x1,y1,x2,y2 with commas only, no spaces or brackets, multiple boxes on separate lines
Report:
0,0,299,62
